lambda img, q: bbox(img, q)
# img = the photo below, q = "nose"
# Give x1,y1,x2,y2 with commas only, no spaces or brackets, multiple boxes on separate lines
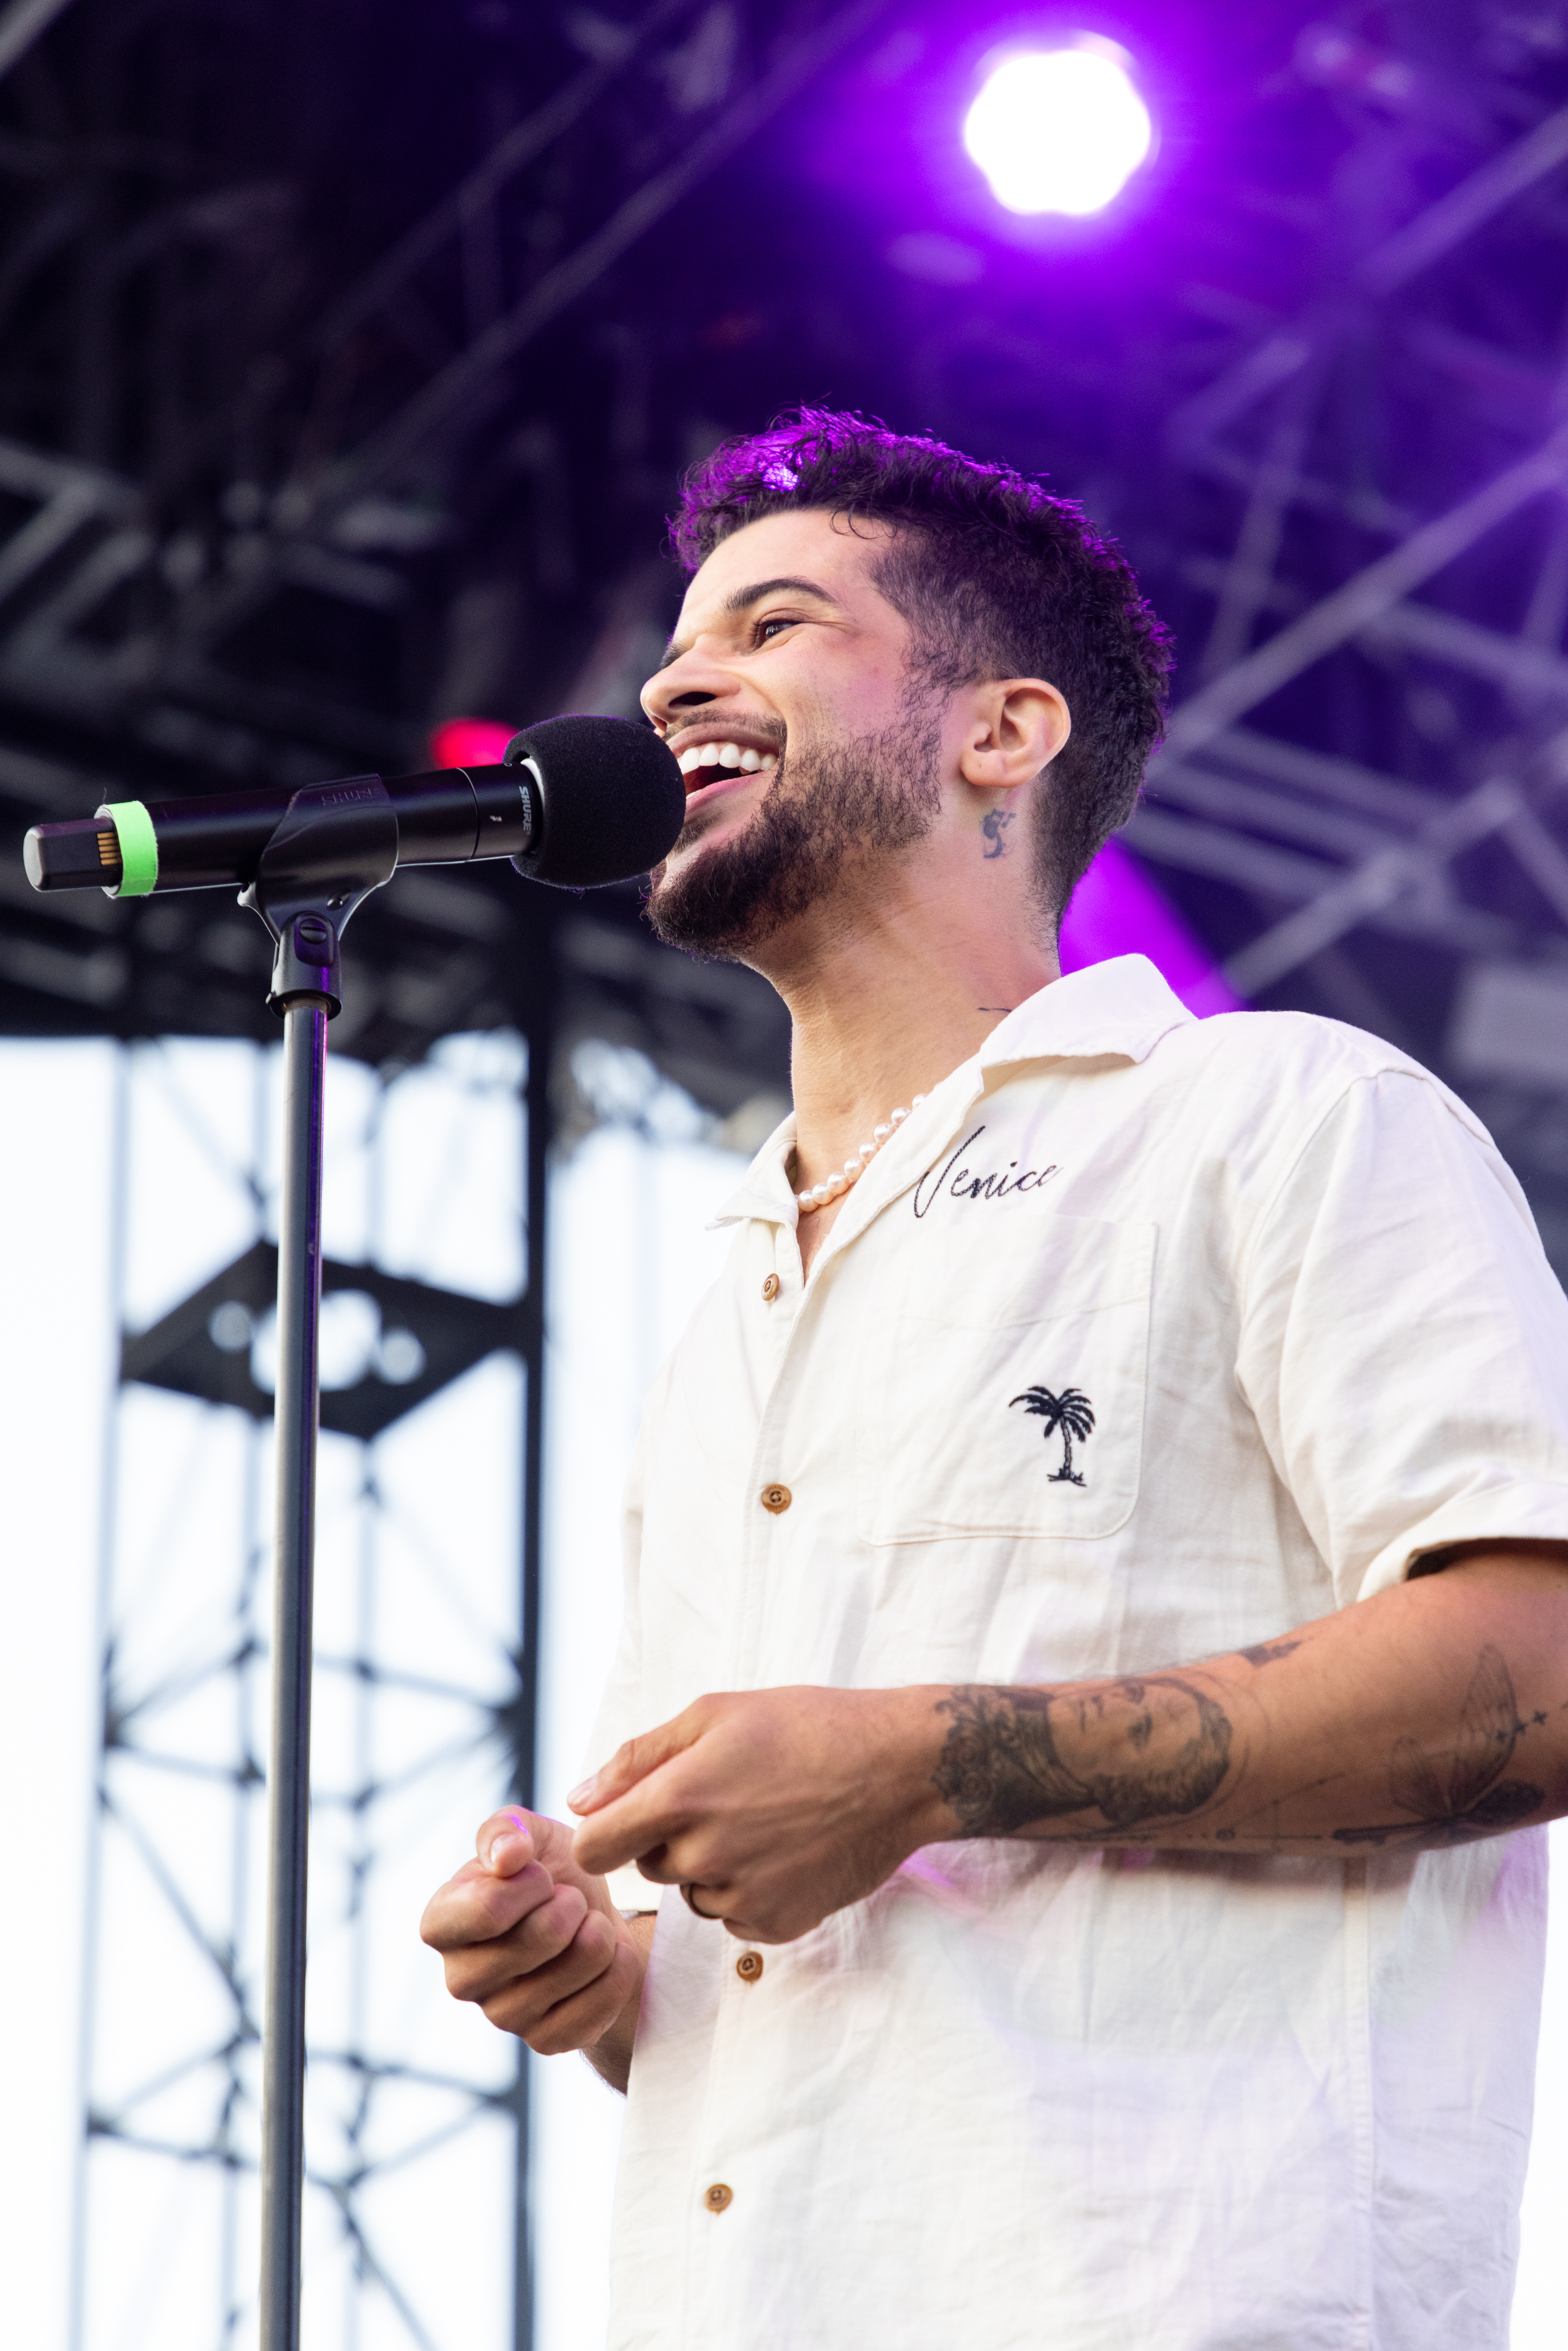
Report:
641,639,740,733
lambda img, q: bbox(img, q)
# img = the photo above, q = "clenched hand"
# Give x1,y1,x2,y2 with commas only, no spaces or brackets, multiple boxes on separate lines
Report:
420,1807,646,2062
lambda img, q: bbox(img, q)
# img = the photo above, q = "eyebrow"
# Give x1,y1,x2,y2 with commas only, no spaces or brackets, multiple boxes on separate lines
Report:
657,576,840,671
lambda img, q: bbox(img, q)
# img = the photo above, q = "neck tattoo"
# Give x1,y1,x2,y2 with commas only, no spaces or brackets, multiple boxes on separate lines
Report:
795,1092,929,1215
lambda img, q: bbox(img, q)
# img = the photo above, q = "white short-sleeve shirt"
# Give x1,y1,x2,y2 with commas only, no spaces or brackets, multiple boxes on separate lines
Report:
590,955,1568,2351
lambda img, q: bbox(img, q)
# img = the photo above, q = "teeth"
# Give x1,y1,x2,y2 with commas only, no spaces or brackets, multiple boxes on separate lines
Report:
676,741,779,777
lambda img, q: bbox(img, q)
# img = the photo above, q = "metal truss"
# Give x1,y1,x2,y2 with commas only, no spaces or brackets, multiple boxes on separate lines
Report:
1132,714,1568,998
0,0,815,1121
0,0,890,770
0,6,1561,1126
5,8,1563,1063
1095,21,1568,1266
1150,367,1568,996
75,1032,544,2351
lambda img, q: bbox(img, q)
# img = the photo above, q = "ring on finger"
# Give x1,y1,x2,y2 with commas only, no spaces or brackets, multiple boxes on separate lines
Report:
680,1882,716,1919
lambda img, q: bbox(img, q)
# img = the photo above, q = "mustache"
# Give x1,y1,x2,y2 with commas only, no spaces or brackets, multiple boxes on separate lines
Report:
667,716,788,759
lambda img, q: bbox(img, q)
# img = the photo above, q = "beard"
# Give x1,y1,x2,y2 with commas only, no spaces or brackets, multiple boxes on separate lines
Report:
646,693,944,959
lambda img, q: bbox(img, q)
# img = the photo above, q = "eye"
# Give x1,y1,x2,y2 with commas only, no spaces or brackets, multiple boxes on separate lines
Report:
754,613,799,643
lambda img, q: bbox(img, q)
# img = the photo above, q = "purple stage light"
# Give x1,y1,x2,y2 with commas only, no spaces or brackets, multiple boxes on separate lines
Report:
1059,838,1244,1018
963,40,1152,218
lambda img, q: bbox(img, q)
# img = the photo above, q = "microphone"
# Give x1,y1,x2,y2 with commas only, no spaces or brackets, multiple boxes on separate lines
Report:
22,713,686,898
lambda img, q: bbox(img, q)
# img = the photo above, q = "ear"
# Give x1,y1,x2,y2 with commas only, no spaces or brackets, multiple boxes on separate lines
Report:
957,680,1071,794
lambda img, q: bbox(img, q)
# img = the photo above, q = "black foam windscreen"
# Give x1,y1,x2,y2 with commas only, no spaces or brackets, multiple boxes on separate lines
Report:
503,713,685,889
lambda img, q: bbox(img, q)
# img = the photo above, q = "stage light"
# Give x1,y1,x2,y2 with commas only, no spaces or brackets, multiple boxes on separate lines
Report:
963,41,1152,217
428,714,517,768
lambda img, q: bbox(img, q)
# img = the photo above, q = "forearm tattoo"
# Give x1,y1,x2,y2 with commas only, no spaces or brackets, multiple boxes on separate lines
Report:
934,1643,1552,1850
933,1677,1233,1836
1332,1645,1544,1847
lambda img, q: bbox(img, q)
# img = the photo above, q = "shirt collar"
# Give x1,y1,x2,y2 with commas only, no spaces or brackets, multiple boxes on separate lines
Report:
708,956,1197,1229
709,1107,802,1230
978,953,1194,1073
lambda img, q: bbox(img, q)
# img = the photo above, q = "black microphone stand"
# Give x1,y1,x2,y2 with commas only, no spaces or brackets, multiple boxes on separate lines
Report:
239,778,399,2351
16,711,682,2347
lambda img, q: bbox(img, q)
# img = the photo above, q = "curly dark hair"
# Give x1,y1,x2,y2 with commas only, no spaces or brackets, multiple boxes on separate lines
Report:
670,409,1173,923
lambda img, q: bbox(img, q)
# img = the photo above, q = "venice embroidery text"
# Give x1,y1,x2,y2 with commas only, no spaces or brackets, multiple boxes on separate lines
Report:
913,1125,1061,1218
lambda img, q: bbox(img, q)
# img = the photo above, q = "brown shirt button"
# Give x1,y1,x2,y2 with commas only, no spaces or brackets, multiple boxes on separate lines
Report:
736,1949,764,1982
703,2183,733,2214
760,1483,791,1514
761,1272,781,1302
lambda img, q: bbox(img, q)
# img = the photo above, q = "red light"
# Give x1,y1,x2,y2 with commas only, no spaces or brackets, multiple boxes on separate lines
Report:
428,716,517,769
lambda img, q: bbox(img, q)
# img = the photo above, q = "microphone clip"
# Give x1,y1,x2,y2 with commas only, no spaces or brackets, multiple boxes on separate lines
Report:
238,774,399,1017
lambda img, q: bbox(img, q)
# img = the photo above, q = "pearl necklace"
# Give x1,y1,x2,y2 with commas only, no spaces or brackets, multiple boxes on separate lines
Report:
796,1092,929,1214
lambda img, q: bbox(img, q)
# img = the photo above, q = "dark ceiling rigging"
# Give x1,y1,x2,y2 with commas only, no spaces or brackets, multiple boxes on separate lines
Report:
1,0,1568,1261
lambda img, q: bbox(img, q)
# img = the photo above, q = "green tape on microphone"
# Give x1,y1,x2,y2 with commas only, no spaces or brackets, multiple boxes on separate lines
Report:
97,800,158,897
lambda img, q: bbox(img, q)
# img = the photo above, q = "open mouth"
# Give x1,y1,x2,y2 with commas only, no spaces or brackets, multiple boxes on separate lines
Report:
676,740,778,787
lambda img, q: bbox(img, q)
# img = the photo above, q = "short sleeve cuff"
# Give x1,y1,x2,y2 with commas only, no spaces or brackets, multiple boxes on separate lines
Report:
1355,1479,1568,1601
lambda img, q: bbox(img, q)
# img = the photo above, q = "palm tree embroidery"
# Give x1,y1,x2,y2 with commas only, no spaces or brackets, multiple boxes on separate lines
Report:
1010,1385,1095,1485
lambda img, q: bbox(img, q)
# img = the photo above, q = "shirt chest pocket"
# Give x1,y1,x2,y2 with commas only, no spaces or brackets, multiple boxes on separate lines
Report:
853,1212,1155,1545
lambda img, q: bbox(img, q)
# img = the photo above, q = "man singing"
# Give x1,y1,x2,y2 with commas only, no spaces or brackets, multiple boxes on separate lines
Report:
422,411,1568,2349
